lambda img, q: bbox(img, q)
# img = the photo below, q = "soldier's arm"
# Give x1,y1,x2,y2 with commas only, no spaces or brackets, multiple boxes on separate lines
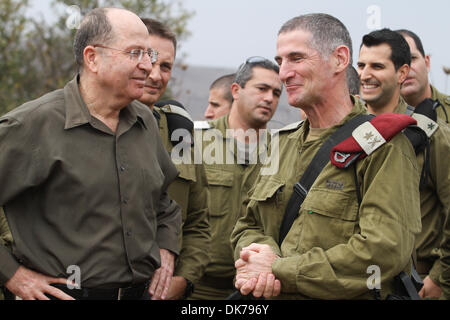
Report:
272,135,422,298
173,163,211,286
440,211,450,300
428,122,450,285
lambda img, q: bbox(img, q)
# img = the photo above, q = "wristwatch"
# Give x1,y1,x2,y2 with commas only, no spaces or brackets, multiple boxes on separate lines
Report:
183,279,194,299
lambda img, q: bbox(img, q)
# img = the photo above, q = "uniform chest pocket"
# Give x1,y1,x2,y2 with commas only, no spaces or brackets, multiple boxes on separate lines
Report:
250,176,285,204
299,188,358,251
205,167,233,217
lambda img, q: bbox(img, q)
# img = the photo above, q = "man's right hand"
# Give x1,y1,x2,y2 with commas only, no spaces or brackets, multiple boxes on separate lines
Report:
5,266,75,300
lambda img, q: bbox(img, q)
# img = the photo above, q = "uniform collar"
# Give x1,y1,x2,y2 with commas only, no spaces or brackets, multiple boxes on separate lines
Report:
63,75,149,131
288,95,369,142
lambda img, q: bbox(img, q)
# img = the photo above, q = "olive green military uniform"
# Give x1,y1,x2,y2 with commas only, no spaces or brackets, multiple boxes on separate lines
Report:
190,115,268,300
394,99,450,284
440,213,450,300
153,105,211,296
0,208,12,300
431,85,450,123
232,98,422,299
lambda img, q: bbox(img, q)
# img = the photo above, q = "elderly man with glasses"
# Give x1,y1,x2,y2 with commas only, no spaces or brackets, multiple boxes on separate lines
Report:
190,56,282,300
0,7,181,300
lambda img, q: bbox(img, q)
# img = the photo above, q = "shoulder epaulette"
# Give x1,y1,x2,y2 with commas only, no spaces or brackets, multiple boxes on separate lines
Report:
194,121,211,130
409,99,439,138
272,120,304,134
331,113,416,168
154,100,193,147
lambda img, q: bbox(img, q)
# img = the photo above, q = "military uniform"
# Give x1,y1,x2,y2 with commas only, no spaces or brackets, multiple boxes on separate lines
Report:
0,208,11,300
431,85,450,123
231,98,422,299
190,115,269,300
394,99,450,284
440,213,450,299
153,104,211,298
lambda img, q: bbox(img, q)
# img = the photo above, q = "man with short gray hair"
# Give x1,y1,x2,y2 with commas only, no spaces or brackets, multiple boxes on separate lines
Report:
0,7,181,300
231,13,421,300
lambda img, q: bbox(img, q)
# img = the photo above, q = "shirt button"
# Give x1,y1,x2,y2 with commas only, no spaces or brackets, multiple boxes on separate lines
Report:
123,199,128,204
120,166,126,172
126,231,132,237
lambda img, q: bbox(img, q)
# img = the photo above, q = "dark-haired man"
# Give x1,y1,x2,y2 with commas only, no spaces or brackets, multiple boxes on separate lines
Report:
396,29,449,122
204,74,235,120
192,57,282,300
0,8,181,300
138,18,210,301
358,28,450,299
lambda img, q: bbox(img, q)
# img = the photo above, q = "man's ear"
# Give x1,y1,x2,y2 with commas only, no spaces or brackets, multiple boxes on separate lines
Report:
333,45,350,74
425,54,431,73
398,64,410,84
231,83,241,101
83,46,100,73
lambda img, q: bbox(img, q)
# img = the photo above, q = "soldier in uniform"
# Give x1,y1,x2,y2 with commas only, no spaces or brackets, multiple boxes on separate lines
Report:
231,14,422,300
138,18,210,300
191,57,282,300
0,8,181,300
204,74,235,120
441,214,450,300
396,29,450,122
357,28,450,299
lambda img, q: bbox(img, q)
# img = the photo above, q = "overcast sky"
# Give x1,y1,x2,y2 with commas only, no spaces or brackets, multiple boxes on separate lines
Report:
29,0,450,93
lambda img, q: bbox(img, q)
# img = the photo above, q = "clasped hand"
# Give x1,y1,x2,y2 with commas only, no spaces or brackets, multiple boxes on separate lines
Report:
234,243,281,298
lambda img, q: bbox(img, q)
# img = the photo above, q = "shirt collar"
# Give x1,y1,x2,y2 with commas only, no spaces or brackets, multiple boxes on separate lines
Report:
63,75,149,131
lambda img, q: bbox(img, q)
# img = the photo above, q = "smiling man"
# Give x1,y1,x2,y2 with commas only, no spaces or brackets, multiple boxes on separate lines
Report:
0,8,181,300
138,18,211,301
191,57,282,300
231,14,421,300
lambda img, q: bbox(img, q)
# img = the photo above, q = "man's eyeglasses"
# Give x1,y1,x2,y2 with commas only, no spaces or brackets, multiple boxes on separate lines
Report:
93,44,158,63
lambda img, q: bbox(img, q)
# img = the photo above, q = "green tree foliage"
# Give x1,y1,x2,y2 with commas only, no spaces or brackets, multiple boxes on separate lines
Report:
0,0,193,115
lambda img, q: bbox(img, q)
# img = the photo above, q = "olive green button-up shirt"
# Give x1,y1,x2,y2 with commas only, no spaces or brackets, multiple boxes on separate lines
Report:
200,115,268,280
431,85,450,123
0,76,181,288
232,99,422,299
154,106,211,285
395,99,450,284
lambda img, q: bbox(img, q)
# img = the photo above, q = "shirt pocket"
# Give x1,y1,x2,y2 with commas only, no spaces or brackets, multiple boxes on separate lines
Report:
205,167,234,217
299,188,358,251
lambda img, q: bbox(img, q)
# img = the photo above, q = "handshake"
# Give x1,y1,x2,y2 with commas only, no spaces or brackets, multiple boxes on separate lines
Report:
234,243,282,299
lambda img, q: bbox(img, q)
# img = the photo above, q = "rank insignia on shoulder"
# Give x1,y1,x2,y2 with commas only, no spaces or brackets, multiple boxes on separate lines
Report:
272,120,304,134
194,121,211,130
411,113,438,138
331,113,417,169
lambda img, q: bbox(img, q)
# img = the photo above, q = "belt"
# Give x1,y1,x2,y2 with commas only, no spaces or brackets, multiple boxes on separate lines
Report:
50,282,150,300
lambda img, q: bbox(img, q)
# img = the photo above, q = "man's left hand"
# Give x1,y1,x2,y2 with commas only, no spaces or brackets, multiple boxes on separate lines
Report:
149,249,175,300
419,276,442,299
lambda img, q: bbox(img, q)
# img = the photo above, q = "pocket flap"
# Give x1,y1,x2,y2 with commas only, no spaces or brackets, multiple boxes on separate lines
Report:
176,163,197,182
205,167,233,187
250,176,285,201
302,188,356,221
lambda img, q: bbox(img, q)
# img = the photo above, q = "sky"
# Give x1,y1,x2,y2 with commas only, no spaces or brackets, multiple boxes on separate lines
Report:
28,0,450,93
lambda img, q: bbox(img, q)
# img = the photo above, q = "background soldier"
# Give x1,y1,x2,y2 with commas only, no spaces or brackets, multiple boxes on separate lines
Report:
358,28,450,299
204,74,235,120
138,18,211,300
191,57,282,299
0,8,181,300
396,29,450,122
231,14,421,299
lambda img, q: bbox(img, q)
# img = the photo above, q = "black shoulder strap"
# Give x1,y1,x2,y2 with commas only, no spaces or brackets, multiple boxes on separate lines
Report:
278,114,374,245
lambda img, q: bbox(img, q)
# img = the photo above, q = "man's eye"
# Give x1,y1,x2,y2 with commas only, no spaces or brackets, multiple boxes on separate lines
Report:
129,49,142,57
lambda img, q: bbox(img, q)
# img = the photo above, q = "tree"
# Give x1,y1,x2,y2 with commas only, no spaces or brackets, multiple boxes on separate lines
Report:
0,0,194,115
